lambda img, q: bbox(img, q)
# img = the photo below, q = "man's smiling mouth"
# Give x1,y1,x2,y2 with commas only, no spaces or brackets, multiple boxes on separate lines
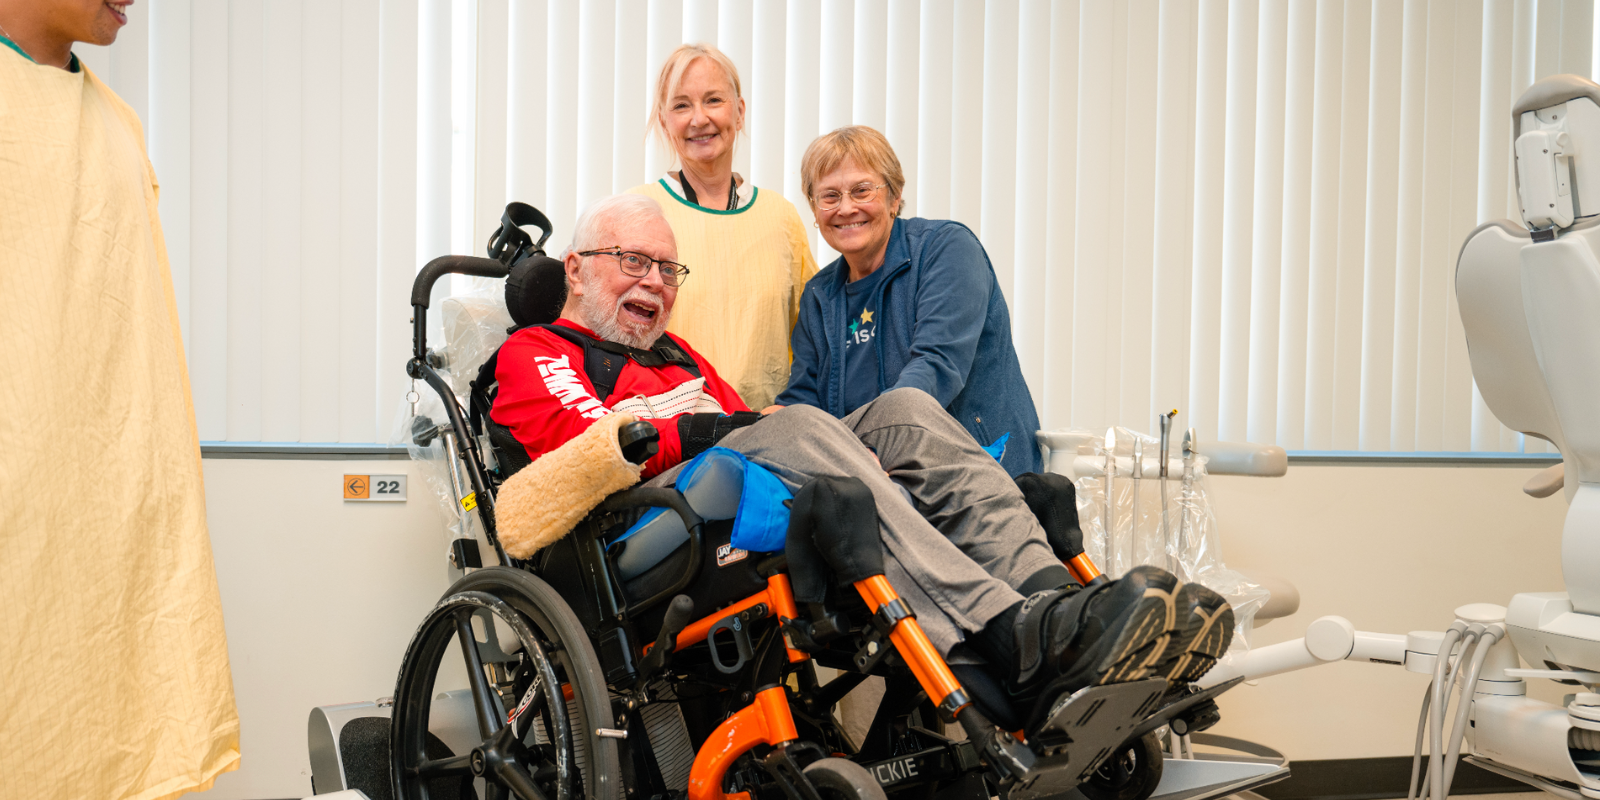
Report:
622,301,658,323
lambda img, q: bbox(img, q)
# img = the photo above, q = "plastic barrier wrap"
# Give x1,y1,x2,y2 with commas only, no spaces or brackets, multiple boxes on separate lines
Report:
389,389,486,552
390,285,515,566
1045,427,1270,652
439,289,516,397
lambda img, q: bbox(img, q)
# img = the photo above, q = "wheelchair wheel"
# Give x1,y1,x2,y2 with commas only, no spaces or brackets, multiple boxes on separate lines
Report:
803,758,887,800
391,567,622,800
1079,732,1163,800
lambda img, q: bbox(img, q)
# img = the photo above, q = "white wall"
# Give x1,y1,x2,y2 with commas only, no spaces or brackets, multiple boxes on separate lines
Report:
195,456,1570,798
199,457,454,800
1208,462,1570,760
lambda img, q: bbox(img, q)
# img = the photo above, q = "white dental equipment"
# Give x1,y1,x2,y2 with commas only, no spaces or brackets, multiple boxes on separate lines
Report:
1149,73,1600,800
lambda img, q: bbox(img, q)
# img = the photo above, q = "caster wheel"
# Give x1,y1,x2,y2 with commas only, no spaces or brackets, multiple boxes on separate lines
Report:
1079,732,1164,800
804,758,888,800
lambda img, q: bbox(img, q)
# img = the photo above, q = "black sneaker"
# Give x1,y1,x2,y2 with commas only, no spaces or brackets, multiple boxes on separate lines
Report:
1159,582,1235,683
1012,565,1184,731
1012,565,1182,693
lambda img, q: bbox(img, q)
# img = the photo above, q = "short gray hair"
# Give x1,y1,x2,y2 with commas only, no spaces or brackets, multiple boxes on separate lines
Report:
567,193,668,255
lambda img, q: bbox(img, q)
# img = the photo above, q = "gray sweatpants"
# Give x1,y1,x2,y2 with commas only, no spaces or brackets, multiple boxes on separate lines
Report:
649,387,1061,654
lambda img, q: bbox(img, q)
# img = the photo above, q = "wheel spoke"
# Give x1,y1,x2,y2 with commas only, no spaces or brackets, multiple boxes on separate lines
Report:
495,759,552,800
410,753,473,779
456,609,504,740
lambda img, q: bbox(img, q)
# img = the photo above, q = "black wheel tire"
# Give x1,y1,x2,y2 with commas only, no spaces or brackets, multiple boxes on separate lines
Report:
803,758,888,800
1079,732,1164,800
390,566,623,800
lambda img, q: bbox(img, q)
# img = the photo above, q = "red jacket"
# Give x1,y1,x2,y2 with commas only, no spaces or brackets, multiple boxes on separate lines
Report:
491,319,750,478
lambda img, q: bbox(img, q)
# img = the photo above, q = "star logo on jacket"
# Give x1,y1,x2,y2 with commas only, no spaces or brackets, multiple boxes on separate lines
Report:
860,310,873,323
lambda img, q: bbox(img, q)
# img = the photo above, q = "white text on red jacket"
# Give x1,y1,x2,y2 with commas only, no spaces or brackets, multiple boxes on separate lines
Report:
535,354,609,419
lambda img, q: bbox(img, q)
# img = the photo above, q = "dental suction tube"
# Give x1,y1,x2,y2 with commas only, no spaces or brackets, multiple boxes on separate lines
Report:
1442,625,1504,798
1433,626,1479,800
1159,410,1177,573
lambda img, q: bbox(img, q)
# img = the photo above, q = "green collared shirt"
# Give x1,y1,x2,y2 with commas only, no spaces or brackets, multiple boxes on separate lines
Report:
0,34,80,72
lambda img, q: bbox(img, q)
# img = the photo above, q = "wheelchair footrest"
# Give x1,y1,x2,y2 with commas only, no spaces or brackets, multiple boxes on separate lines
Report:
1004,676,1248,800
1128,677,1242,742
1006,679,1169,800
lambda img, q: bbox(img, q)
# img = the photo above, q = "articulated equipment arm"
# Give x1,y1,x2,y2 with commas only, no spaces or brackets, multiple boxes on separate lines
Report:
1197,616,1409,688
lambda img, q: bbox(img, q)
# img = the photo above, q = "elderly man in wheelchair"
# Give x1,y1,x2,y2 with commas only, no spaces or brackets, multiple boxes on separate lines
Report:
375,193,1243,800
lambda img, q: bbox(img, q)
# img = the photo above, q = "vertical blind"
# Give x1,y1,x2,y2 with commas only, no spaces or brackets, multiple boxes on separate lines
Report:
83,0,1597,451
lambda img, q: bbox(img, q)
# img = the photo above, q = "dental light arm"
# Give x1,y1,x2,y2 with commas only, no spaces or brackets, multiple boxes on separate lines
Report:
1196,616,1409,688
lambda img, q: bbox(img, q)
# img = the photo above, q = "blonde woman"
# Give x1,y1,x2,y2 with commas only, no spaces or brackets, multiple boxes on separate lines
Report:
627,43,818,410
777,126,1042,477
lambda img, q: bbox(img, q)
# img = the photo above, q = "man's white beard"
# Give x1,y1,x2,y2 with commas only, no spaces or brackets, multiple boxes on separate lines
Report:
577,271,670,350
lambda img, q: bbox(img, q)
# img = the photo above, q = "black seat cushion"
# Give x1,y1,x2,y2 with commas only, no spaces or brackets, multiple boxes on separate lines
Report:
622,518,769,643
528,516,768,646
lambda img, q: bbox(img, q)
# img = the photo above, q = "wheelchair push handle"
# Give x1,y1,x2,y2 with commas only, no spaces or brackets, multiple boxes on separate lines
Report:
410,255,510,310
409,255,512,369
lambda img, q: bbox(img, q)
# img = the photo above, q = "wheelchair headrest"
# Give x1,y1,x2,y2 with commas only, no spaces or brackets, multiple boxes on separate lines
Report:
505,255,568,328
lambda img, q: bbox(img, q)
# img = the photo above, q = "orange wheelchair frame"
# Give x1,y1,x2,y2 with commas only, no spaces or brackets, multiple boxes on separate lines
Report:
657,553,1105,799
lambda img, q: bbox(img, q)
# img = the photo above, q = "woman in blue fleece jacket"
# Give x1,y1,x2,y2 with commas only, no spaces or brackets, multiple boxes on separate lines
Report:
775,126,1042,477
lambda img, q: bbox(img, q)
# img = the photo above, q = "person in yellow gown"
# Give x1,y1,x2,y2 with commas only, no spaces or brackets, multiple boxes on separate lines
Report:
628,43,819,411
0,2,241,799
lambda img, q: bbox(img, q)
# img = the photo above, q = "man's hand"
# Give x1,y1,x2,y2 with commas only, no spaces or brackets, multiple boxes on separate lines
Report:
760,404,784,414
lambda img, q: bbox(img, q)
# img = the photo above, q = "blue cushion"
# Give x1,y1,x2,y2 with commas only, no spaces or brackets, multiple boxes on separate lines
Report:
611,447,792,580
722,449,792,553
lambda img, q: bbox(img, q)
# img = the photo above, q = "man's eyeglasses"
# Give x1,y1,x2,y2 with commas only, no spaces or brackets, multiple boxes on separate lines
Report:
814,182,887,211
577,248,691,287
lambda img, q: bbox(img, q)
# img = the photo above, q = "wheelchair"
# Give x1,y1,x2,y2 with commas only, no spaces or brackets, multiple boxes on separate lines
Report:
374,203,1258,800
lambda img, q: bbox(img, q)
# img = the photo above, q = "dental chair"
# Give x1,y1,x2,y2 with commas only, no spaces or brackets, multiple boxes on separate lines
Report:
304,204,1277,800
1438,71,1600,797
1167,73,1600,800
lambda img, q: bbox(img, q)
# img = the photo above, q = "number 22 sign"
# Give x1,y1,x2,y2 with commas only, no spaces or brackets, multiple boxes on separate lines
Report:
344,474,407,502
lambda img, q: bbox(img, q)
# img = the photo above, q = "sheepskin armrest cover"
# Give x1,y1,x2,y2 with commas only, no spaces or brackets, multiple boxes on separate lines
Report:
495,411,645,559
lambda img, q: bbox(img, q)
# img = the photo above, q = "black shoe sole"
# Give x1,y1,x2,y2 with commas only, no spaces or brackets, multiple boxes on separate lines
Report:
1049,566,1181,689
1163,582,1235,683
1090,578,1181,685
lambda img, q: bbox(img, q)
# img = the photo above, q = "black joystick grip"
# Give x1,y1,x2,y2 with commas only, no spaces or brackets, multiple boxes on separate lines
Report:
618,420,660,465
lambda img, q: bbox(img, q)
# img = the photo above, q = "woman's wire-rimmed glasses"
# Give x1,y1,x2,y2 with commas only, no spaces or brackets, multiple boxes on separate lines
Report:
577,248,691,287
814,182,887,211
